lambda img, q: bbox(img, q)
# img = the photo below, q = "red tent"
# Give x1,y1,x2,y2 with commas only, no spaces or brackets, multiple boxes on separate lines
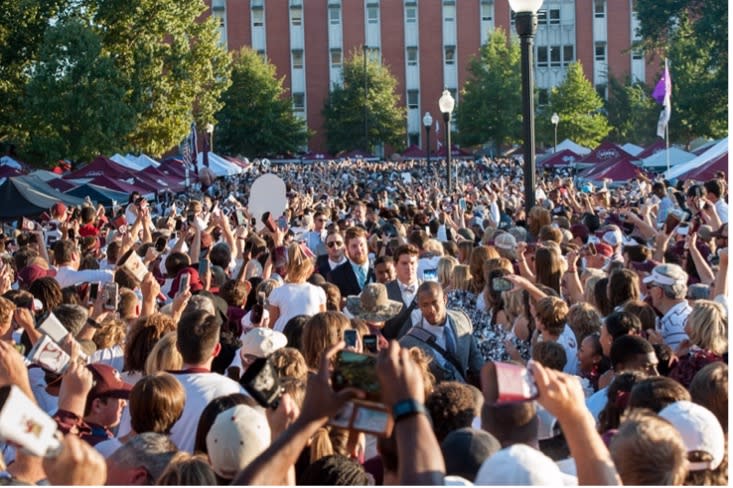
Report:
580,141,637,165
401,145,427,158
435,144,472,158
87,175,150,195
679,153,728,181
584,157,648,182
47,178,76,192
538,149,581,168
63,156,131,180
636,140,666,160
141,166,186,192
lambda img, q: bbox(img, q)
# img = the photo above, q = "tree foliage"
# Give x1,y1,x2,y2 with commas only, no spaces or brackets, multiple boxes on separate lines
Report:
605,75,658,146
214,48,310,157
455,28,521,151
20,18,135,163
547,62,611,148
322,50,405,154
635,0,727,143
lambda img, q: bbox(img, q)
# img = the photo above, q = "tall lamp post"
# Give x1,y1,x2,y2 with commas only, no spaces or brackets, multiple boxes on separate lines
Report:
362,45,369,152
551,112,559,153
205,123,214,153
423,112,433,164
510,0,542,215
438,90,455,193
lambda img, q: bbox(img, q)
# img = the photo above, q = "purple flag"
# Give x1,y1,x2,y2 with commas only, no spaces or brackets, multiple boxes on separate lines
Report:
652,60,671,105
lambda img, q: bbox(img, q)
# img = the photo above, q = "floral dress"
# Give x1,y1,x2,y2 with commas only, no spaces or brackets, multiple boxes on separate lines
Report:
447,289,510,362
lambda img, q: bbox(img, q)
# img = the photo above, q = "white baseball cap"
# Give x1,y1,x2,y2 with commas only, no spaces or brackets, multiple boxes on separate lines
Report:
206,405,271,479
659,401,725,471
240,328,287,359
474,444,576,485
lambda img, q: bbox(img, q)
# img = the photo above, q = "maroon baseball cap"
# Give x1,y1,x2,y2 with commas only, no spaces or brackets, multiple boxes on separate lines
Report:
17,264,56,288
87,363,132,401
570,223,590,243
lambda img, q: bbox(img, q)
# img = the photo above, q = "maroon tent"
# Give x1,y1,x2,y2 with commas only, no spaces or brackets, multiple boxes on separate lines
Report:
580,141,637,165
584,157,648,182
679,153,728,181
435,144,471,158
63,156,131,180
636,140,666,160
46,178,76,192
341,149,377,160
401,145,427,158
86,175,150,194
0,166,25,178
538,149,581,168
141,166,186,192
222,155,252,170
301,151,333,162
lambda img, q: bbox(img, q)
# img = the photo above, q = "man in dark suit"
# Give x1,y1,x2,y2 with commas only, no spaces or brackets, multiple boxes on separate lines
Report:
315,229,347,278
382,244,422,340
399,281,483,385
327,226,375,298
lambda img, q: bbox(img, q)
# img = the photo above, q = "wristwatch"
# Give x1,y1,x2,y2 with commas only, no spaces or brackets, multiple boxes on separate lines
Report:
392,399,429,423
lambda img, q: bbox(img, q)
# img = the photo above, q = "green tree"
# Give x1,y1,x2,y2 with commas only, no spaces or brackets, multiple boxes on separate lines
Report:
322,50,405,154
547,62,611,148
605,75,658,145
635,1,727,143
214,48,310,157
20,18,135,164
455,28,521,151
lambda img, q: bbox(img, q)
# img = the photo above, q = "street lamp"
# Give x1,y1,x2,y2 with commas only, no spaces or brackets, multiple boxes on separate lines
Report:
509,0,542,214
551,112,559,153
438,90,455,193
363,45,369,152
423,112,433,164
205,123,214,153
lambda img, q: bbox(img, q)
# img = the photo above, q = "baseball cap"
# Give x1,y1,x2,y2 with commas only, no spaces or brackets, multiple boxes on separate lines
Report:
17,264,56,288
86,363,133,401
457,228,475,242
642,263,688,288
594,242,614,258
206,405,271,479
659,401,725,471
697,224,714,242
494,233,517,251
51,203,67,217
474,444,576,485
601,227,623,247
240,328,287,359
441,428,500,481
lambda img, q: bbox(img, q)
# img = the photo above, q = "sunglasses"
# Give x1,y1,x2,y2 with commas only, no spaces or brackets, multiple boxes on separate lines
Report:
327,241,344,248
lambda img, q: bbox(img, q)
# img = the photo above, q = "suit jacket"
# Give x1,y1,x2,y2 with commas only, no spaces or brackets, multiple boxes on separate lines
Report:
398,309,483,384
315,254,333,278
327,260,375,298
382,280,418,340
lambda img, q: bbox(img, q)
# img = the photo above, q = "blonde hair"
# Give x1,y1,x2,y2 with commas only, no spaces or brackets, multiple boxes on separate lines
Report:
285,243,315,283
566,302,602,343
437,256,458,289
301,312,351,370
270,347,308,381
144,331,183,375
528,206,551,237
583,275,605,307
450,264,472,291
483,257,513,280
687,300,728,355
469,246,500,293
93,317,126,350
0,296,16,326
156,452,217,485
423,239,444,256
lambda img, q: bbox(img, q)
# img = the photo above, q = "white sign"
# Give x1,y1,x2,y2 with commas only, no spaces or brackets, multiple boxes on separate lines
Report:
248,173,287,231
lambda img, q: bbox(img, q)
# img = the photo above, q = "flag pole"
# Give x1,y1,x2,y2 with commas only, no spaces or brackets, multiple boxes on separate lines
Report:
665,124,670,173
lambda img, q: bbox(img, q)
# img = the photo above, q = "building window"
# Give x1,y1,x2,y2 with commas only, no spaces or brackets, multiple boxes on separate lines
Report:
549,9,560,24
408,133,419,146
444,46,455,65
293,93,305,112
407,90,419,109
330,49,342,67
595,41,606,62
257,50,266,61
537,10,547,25
563,45,574,65
480,3,493,21
367,5,379,24
443,4,455,22
329,6,340,24
406,47,418,66
537,46,548,67
290,6,302,26
594,0,605,18
405,6,417,23
632,49,643,60
252,8,264,27
538,88,549,106
550,45,561,67
292,50,303,69
595,84,607,99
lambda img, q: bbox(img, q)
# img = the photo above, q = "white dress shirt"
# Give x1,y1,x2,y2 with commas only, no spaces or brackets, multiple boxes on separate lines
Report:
54,266,114,289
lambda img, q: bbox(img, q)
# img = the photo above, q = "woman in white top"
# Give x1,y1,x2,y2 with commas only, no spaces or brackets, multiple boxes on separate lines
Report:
267,243,326,332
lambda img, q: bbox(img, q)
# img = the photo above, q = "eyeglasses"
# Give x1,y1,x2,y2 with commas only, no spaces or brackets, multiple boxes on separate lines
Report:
327,241,344,248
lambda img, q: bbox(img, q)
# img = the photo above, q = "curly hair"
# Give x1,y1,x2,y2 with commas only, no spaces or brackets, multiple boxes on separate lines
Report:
426,382,477,443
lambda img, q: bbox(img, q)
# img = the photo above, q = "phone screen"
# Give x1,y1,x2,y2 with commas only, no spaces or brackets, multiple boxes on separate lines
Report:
332,351,380,401
363,335,378,353
198,258,210,276
491,277,513,292
89,282,99,301
155,237,167,253
344,330,358,348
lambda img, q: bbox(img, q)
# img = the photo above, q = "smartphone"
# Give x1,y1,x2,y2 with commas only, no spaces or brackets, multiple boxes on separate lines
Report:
363,334,378,354
277,215,288,230
235,210,246,227
103,283,119,311
20,218,35,232
178,273,191,295
483,361,538,405
332,351,380,401
423,268,438,282
587,242,597,256
175,219,183,231
239,357,282,410
154,237,167,253
459,198,467,210
676,224,689,236
88,282,99,305
491,277,513,292
198,258,210,276
261,212,277,233
328,401,394,437
344,329,358,348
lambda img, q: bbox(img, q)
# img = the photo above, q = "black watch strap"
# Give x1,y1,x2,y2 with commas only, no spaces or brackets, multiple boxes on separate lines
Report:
392,399,429,423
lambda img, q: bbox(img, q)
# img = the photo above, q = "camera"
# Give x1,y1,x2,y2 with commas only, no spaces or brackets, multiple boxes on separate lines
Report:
239,357,282,410
332,350,380,401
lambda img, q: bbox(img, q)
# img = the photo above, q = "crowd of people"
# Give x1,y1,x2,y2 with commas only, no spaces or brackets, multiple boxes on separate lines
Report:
0,155,728,485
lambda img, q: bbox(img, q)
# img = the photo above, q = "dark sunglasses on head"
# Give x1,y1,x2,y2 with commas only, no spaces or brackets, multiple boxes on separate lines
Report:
327,241,343,248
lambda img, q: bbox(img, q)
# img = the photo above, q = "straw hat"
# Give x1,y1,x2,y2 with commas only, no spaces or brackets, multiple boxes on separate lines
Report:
345,283,403,322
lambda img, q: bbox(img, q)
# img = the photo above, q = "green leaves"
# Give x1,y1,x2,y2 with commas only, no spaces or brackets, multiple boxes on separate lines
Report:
214,47,310,157
322,49,406,154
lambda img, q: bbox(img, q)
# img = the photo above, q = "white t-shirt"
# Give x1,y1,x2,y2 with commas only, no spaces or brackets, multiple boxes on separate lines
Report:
267,282,326,332
90,345,125,372
557,324,579,375
94,438,123,458
168,370,244,453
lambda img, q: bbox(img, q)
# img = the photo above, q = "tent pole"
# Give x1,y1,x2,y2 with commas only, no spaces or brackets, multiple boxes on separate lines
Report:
665,125,670,173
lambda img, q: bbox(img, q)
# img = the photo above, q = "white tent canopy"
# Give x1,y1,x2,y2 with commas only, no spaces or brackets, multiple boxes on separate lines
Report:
0,156,23,169
555,139,591,155
28,169,61,181
111,153,148,171
195,152,242,177
135,154,160,168
621,143,644,156
665,137,728,180
641,147,696,168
